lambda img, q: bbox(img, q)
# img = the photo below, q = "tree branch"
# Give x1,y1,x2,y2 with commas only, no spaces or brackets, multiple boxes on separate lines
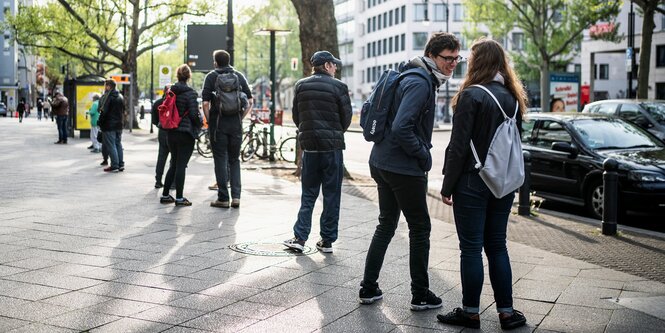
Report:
55,0,124,59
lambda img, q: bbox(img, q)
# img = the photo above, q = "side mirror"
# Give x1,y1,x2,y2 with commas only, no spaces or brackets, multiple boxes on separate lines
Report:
551,141,579,158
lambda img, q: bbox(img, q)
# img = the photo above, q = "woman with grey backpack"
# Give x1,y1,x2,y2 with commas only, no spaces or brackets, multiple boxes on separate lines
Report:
439,37,528,330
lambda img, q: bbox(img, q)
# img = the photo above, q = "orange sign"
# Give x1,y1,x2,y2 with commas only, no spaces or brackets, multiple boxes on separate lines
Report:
110,74,131,85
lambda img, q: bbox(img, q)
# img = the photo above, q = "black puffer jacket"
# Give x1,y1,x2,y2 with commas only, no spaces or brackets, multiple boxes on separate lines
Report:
169,81,202,139
98,89,124,131
292,71,352,151
441,81,523,197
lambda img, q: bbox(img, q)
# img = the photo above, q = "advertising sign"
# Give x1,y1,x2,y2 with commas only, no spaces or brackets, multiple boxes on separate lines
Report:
186,24,227,72
75,85,105,130
549,73,580,112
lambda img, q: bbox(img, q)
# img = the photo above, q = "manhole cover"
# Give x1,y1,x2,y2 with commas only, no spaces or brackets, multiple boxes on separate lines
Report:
229,242,318,256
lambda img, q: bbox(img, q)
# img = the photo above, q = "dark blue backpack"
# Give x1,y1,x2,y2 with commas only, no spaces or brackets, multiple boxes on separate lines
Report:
360,67,431,143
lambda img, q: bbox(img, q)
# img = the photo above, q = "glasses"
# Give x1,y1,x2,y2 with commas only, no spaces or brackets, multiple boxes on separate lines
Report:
436,54,465,64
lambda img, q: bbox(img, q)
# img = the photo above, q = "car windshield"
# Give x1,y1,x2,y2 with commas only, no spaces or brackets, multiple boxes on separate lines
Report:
571,118,664,150
640,102,665,124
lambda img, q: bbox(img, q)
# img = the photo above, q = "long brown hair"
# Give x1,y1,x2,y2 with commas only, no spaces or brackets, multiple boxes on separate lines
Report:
452,37,527,115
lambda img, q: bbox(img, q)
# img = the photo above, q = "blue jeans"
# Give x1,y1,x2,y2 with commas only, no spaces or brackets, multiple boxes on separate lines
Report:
362,165,431,297
452,172,515,314
103,130,124,169
293,150,344,242
211,130,241,201
56,115,68,142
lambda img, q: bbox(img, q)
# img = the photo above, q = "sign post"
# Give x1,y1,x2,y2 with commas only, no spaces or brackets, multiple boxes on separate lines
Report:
159,66,172,88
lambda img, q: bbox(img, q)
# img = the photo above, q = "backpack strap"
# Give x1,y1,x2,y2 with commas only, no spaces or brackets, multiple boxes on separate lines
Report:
468,84,519,169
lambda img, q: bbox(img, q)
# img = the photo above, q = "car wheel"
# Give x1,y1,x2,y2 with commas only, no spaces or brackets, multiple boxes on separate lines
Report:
585,180,603,220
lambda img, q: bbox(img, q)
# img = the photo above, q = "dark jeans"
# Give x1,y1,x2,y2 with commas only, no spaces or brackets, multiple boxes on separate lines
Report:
103,130,124,169
293,150,344,242
56,115,68,142
155,129,170,182
18,112,24,122
452,172,515,313
362,165,431,297
163,131,194,199
101,136,109,162
210,130,241,201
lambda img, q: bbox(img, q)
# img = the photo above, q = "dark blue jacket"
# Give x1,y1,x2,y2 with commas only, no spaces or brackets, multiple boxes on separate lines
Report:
369,65,436,176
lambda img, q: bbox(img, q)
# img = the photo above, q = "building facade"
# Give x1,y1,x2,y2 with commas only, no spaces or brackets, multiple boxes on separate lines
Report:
1,0,19,111
580,1,664,101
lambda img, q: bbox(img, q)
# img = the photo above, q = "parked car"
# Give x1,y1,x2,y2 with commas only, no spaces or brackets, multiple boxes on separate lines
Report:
521,113,665,220
582,99,665,141
0,102,7,117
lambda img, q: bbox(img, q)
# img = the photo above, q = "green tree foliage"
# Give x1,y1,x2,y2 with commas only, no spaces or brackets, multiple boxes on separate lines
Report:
464,0,621,111
5,0,212,127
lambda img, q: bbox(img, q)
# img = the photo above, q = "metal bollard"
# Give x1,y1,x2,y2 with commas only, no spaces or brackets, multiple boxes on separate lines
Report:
518,151,532,216
602,158,619,235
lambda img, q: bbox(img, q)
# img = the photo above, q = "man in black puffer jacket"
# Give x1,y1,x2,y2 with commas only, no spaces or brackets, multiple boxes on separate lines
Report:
283,51,352,254
159,65,202,207
98,79,125,172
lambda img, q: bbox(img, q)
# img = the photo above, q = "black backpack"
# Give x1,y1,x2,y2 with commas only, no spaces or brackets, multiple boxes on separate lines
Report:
214,71,242,116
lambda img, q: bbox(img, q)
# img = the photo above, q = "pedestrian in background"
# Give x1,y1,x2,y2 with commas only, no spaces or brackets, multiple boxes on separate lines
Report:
16,98,25,123
43,98,51,121
282,51,352,254
438,37,527,330
98,79,125,172
202,50,253,208
359,32,460,311
151,85,171,189
86,94,101,153
159,65,202,207
51,93,69,143
36,98,43,121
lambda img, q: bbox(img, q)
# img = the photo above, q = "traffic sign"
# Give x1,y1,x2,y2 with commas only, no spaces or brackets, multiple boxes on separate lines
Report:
626,48,633,72
159,66,172,87
110,74,131,85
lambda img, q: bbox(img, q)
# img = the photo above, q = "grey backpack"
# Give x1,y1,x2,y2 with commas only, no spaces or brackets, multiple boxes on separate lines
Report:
214,71,242,116
469,84,525,198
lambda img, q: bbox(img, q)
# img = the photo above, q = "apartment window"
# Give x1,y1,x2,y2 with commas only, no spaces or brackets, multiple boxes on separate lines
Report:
389,37,393,53
383,12,388,28
454,62,467,77
401,5,406,23
372,17,377,31
378,40,382,56
372,41,377,57
395,7,400,25
401,33,406,51
512,32,524,51
367,69,371,83
389,10,393,26
657,45,665,67
574,64,581,73
453,3,464,22
414,3,427,22
434,3,447,22
367,43,371,58
367,18,371,34
413,32,428,50
453,32,466,50
595,64,609,80
378,14,382,30
552,8,563,23
383,38,388,54
495,36,507,49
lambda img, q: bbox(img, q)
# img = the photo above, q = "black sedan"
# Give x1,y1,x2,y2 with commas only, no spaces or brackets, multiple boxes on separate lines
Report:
521,113,665,220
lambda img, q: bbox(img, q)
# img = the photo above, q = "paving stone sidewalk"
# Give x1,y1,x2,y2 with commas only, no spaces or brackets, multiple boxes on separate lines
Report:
1,118,664,332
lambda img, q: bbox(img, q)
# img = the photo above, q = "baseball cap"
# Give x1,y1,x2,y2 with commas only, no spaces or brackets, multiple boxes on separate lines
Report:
310,51,342,67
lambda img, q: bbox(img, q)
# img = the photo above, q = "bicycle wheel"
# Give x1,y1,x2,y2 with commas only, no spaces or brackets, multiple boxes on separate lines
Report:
279,136,297,163
196,131,213,158
241,138,260,162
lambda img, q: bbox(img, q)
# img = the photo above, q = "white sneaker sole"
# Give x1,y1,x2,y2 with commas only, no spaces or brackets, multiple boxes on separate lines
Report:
410,303,443,311
283,242,304,252
359,294,383,304
316,246,333,253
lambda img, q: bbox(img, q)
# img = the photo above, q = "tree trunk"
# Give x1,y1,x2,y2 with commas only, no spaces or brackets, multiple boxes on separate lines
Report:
540,64,550,112
637,6,655,99
290,0,340,177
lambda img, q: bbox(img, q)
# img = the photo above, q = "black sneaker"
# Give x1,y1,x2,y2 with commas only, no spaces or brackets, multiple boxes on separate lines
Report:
175,198,192,206
118,166,125,172
283,237,305,252
316,240,333,253
410,290,442,311
500,310,526,330
160,195,175,204
154,181,164,189
100,160,108,166
359,287,383,305
437,307,480,329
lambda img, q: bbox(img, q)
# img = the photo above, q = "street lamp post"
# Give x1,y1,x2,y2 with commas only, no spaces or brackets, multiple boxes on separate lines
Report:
150,39,154,134
255,28,291,161
442,0,451,123
627,0,635,99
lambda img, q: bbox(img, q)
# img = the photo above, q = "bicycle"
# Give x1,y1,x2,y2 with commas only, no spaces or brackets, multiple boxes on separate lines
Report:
196,129,213,158
240,115,298,163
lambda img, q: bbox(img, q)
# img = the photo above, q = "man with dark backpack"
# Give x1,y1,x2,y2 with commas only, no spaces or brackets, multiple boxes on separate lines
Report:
202,50,253,208
359,32,461,311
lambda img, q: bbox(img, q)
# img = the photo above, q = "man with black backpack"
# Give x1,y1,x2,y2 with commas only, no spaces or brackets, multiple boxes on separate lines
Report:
202,50,253,208
359,33,461,311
